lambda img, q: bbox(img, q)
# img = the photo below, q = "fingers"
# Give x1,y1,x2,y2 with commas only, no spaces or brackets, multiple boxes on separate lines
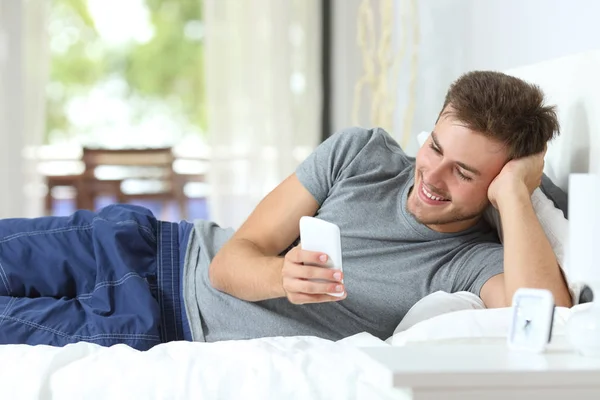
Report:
282,273,346,304
283,256,343,282
283,275,345,295
286,246,330,267
283,246,345,305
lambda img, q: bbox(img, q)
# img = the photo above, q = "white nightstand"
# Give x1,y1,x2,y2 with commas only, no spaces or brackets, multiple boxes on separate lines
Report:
362,338,600,400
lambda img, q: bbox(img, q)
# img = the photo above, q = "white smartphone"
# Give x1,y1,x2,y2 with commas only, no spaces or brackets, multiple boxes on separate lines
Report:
299,216,344,297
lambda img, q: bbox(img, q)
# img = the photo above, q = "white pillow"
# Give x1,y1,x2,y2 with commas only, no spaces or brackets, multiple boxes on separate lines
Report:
387,302,582,346
391,291,484,337
415,131,580,303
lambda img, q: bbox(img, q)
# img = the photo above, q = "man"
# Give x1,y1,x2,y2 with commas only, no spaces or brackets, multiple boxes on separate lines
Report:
0,71,571,350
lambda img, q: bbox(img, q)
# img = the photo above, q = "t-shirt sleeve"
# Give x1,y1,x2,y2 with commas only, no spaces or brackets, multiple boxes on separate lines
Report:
452,243,504,296
295,127,374,205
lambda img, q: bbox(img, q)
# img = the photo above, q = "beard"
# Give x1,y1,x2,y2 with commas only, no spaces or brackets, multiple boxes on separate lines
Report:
406,186,489,227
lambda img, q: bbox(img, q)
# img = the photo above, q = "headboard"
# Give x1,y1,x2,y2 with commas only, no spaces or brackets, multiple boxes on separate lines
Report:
504,50,600,192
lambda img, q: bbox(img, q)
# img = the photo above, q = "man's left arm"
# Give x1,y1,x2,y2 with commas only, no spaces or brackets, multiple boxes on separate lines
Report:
481,152,572,309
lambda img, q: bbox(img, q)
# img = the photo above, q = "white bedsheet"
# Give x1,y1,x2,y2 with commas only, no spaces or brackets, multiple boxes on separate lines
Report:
0,334,402,400
1,303,587,400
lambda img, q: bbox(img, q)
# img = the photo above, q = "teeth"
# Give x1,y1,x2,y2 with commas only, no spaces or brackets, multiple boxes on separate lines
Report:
422,184,447,201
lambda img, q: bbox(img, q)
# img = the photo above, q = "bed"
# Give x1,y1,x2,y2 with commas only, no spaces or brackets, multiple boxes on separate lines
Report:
0,303,590,399
3,50,600,400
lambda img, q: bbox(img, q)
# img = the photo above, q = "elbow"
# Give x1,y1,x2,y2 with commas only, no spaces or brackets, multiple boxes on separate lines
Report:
555,291,573,308
208,255,226,292
558,299,573,309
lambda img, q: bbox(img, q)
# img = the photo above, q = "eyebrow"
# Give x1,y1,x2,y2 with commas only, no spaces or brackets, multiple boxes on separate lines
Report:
431,132,482,176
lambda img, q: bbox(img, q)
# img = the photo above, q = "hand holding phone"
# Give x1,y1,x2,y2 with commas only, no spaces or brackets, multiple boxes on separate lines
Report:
280,216,346,304
299,216,344,297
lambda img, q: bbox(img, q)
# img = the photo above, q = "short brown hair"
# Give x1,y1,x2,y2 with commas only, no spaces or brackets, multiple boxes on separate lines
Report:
439,71,559,159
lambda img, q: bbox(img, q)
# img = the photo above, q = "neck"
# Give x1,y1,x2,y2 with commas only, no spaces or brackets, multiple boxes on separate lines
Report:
425,215,482,233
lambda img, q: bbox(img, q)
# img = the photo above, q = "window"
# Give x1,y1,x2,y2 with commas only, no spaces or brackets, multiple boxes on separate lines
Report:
47,0,205,148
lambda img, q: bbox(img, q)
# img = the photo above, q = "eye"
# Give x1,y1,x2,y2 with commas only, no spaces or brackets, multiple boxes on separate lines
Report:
456,169,473,182
429,143,441,155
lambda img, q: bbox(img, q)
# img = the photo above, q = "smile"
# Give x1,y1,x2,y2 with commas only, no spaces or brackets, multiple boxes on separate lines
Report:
420,182,450,203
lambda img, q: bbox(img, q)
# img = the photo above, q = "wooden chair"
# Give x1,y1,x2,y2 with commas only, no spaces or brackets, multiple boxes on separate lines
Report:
45,174,84,215
78,147,188,219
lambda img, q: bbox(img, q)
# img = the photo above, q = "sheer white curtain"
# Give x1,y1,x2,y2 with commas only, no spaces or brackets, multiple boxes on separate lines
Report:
0,0,48,218
331,0,422,153
203,0,323,229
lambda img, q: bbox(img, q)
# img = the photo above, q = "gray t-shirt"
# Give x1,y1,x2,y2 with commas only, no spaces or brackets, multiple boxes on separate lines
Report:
183,127,504,342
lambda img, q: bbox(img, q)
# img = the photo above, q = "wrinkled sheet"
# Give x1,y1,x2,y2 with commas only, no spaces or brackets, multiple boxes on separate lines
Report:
2,304,586,400
0,334,404,400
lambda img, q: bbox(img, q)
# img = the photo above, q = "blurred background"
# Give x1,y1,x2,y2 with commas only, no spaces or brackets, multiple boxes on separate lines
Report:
1,0,599,229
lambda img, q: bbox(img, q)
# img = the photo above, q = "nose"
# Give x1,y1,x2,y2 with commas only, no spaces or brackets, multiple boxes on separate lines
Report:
424,163,446,189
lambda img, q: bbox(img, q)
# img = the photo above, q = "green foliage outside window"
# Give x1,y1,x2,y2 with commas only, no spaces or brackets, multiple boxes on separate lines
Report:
47,0,204,144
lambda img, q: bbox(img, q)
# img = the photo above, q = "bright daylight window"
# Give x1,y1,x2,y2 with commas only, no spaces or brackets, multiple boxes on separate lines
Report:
47,0,204,146
43,0,208,218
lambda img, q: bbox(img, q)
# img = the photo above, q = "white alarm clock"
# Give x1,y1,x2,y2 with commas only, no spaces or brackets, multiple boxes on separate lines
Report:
507,288,555,353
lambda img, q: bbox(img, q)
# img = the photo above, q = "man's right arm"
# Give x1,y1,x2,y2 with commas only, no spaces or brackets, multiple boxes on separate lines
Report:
209,173,345,303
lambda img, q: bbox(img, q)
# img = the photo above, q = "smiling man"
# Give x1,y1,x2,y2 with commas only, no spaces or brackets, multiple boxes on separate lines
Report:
209,70,572,341
0,71,572,350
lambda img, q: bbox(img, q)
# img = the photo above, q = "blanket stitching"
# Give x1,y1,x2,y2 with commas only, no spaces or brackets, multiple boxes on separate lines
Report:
0,297,16,329
0,313,160,341
158,223,166,341
171,226,178,340
0,260,12,295
0,218,156,244
76,272,144,300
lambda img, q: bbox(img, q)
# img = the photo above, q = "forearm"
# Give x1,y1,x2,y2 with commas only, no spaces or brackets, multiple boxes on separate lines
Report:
497,185,572,307
209,238,286,302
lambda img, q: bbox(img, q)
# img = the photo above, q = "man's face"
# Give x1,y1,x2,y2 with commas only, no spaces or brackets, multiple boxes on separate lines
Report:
406,112,508,232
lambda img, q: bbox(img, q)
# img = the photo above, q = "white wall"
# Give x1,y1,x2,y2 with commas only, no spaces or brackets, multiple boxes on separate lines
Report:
467,0,600,71
395,0,600,155
0,0,48,218
331,0,364,134
0,0,28,218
